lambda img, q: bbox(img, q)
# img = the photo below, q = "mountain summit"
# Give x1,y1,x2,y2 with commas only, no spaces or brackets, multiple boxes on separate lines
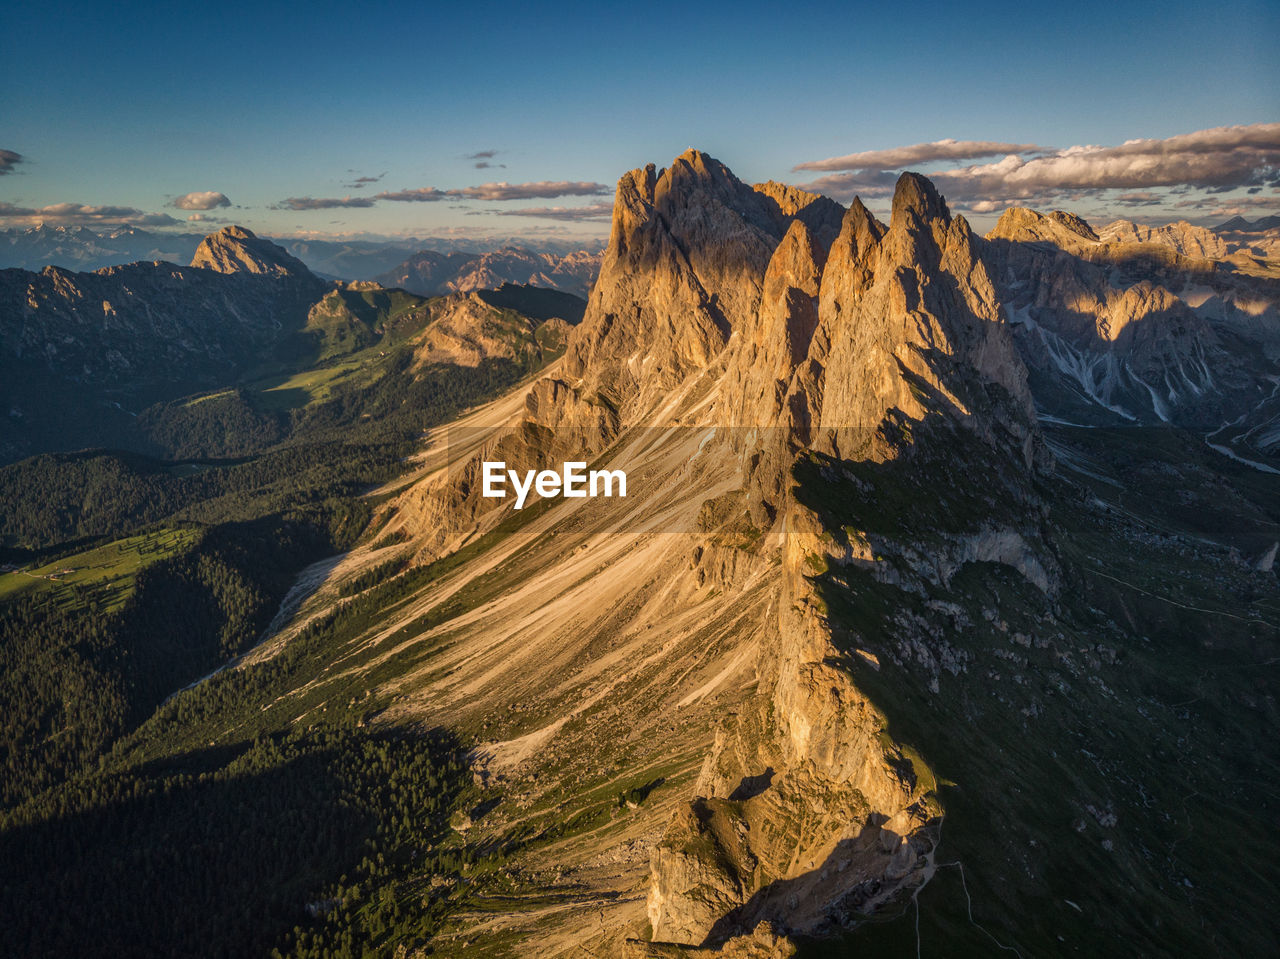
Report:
190,225,312,277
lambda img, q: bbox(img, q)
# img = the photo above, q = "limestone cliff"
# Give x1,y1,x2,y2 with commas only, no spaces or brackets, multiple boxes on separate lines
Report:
397,151,841,555
640,173,1045,949
563,150,824,418
809,175,1036,462
750,181,845,250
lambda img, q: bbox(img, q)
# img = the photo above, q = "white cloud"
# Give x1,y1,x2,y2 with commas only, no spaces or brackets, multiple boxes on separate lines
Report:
170,190,231,211
794,139,1046,173
0,200,181,227
493,202,613,221
797,123,1280,207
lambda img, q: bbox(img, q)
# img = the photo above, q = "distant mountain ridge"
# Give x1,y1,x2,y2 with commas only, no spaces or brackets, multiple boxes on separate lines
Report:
984,206,1280,448
0,224,206,273
0,224,605,281
0,226,585,463
1215,214,1280,233
1,227,325,388
1097,218,1228,258
375,246,603,299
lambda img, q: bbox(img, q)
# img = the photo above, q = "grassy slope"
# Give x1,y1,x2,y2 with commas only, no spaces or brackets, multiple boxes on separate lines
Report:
0,528,196,612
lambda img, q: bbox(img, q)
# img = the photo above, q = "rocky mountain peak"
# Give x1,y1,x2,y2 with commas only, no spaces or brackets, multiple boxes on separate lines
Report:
1214,214,1280,233
1049,210,1099,241
890,171,951,230
764,219,826,305
980,203,1257,428
381,158,1088,954
988,207,1100,252
562,154,1040,464
720,219,826,434
845,196,887,249
564,150,795,415
190,225,312,277
1097,218,1227,259
805,172,1036,464
662,148,734,192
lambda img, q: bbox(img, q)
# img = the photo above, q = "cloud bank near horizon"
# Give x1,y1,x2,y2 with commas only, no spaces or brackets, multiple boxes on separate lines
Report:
492,202,613,221
794,123,1280,219
276,180,610,217
0,200,181,227
274,196,378,210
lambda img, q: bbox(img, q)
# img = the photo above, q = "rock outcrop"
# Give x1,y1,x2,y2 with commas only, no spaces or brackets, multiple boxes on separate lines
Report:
641,173,1041,948
563,151,789,416
809,175,1036,462
409,292,572,370
751,181,845,250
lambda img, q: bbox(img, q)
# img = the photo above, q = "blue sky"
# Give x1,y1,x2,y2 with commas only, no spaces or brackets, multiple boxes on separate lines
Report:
2,0,1277,242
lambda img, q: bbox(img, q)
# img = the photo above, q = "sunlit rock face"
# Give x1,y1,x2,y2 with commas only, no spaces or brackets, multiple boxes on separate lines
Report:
191,225,312,277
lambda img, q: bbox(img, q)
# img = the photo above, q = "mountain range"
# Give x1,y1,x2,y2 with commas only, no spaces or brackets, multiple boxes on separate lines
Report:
1,150,1277,958
374,246,603,299
0,223,603,284
1215,215,1280,233
0,226,586,464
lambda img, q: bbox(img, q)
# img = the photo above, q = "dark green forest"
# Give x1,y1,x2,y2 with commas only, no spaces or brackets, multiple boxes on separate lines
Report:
0,289,568,957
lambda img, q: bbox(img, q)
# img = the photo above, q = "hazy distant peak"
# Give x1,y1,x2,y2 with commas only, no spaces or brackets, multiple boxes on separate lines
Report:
1047,210,1099,241
375,245,602,299
753,180,845,249
1214,214,1280,233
